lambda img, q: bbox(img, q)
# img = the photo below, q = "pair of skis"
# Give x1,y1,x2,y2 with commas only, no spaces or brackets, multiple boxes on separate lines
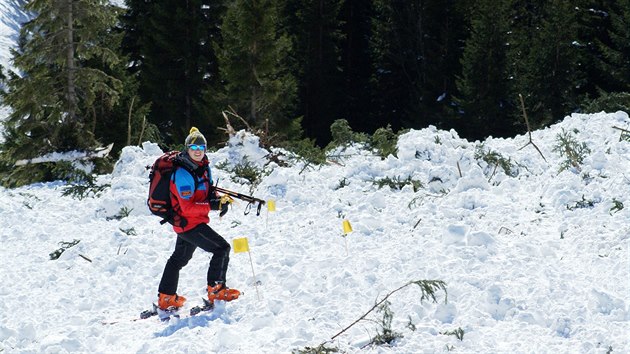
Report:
144,298,215,321
102,298,215,325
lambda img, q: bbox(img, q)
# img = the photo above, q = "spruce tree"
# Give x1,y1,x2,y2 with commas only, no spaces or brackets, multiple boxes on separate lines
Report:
370,0,468,133
122,0,226,146
596,0,630,92
280,0,345,146
540,0,588,121
509,0,587,128
216,0,297,142
453,0,515,139
337,0,374,133
87,26,155,153
573,0,612,98
580,0,630,112
369,0,408,131
0,0,123,187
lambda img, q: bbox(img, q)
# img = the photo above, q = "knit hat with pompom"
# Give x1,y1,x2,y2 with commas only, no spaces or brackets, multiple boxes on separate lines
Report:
185,127,207,146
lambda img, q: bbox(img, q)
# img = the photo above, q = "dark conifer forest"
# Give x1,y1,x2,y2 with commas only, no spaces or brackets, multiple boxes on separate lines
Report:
1,0,629,186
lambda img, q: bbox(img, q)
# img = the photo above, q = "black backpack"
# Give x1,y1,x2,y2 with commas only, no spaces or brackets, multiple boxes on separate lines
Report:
147,151,196,226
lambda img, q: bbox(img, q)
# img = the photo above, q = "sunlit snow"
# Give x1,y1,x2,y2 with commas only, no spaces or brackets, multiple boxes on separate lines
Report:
0,112,628,353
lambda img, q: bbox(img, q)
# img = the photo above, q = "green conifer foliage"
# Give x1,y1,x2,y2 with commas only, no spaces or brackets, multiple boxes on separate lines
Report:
509,0,587,128
86,29,154,153
0,0,123,187
123,0,226,145
596,0,630,92
280,0,345,146
337,1,374,133
572,1,612,99
369,0,416,131
454,0,514,140
216,0,297,140
370,1,467,133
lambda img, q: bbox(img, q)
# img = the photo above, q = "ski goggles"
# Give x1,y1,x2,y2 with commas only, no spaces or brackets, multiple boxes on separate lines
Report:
188,144,206,151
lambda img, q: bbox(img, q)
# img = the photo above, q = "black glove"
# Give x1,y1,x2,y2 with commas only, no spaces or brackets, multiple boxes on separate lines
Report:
219,203,229,217
219,194,233,217
209,197,220,210
209,194,233,217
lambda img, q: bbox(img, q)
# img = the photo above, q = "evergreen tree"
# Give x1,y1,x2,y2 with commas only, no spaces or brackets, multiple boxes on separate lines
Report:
0,0,123,187
454,0,515,139
509,0,587,128
338,0,375,133
281,0,345,146
580,0,630,112
573,0,612,98
595,0,630,93
370,0,410,132
370,0,468,133
216,0,297,141
87,26,155,153
122,0,226,146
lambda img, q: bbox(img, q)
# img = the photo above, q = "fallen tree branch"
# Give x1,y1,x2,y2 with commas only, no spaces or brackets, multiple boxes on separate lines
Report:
612,125,630,141
413,218,422,229
517,94,547,162
15,143,114,166
330,280,447,342
138,115,147,146
220,109,239,137
126,96,136,146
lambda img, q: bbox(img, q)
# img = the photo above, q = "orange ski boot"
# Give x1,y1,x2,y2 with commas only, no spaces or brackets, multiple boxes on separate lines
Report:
207,283,240,303
157,292,187,310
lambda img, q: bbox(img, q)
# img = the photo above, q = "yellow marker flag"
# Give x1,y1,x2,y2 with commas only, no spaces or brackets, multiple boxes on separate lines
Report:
267,199,276,212
233,237,250,253
343,219,353,234
233,237,261,300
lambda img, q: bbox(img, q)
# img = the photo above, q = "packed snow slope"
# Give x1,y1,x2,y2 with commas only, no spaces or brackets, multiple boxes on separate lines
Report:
0,112,629,353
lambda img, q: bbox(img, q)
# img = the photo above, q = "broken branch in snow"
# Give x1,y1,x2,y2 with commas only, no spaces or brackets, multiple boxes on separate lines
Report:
14,143,114,166
517,94,547,162
612,125,630,141
329,280,447,342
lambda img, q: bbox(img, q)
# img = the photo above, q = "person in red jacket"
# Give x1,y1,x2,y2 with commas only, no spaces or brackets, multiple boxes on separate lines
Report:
157,127,240,311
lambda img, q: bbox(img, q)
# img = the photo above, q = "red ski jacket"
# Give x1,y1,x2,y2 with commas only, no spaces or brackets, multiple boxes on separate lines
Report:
169,156,217,233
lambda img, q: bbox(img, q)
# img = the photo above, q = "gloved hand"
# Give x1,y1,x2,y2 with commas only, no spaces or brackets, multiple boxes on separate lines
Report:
209,196,221,211
218,194,234,217
209,194,233,217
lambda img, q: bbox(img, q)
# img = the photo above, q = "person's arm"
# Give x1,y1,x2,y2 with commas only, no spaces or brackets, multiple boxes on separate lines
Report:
172,168,210,217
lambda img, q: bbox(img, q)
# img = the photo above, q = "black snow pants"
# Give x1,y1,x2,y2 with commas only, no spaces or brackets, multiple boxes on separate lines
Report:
158,223,231,295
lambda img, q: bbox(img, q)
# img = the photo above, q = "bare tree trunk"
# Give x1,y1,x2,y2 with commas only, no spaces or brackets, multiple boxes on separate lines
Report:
250,36,259,123
517,94,547,162
250,86,258,123
127,96,136,146
66,0,78,123
185,89,191,130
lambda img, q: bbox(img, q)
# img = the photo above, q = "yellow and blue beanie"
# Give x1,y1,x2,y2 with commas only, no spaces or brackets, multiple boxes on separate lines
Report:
185,127,207,146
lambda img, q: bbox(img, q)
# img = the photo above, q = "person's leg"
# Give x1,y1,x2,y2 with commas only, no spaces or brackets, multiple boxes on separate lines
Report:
177,223,230,285
158,235,197,294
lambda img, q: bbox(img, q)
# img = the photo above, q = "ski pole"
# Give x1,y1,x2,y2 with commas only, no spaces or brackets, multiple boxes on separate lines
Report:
214,186,265,216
